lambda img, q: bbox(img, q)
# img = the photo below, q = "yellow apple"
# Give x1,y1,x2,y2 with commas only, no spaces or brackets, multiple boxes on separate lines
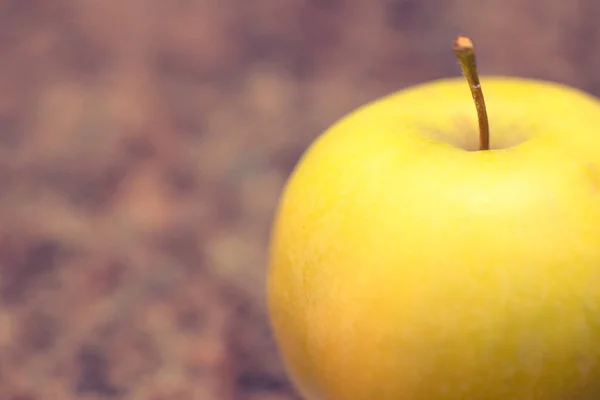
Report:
267,37,600,400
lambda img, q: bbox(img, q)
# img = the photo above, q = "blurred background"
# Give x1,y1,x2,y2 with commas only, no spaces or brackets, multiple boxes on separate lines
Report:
0,1,599,399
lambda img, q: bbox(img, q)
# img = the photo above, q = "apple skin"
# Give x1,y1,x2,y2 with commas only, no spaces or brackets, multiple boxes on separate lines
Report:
266,76,600,400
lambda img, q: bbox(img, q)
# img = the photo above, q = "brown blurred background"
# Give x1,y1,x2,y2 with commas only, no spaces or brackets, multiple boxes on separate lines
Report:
0,1,599,399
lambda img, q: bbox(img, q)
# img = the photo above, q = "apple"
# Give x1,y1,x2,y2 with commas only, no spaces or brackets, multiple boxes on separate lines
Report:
266,35,600,399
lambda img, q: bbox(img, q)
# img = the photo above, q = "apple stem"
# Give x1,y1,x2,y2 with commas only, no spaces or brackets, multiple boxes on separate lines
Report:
452,35,490,151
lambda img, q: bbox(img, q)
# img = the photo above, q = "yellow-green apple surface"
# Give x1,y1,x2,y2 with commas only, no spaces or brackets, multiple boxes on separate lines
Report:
266,35,600,399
